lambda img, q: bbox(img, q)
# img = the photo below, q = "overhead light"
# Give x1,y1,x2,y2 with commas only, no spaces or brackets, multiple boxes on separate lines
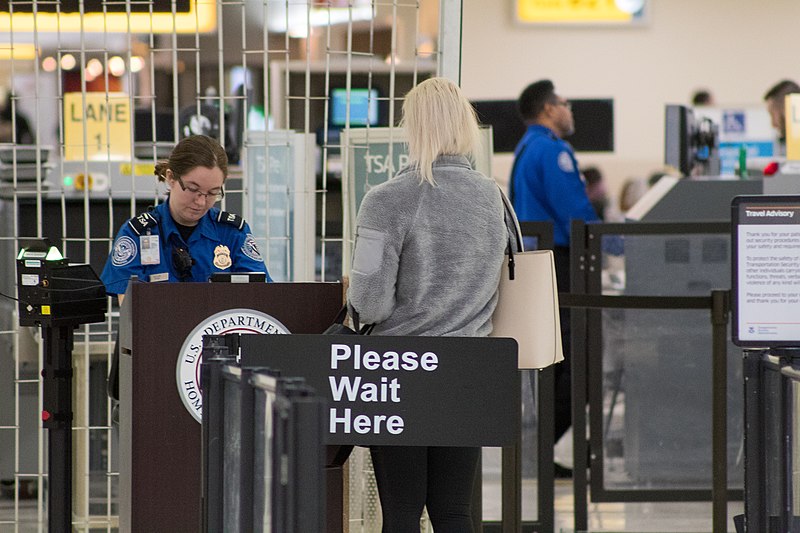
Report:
267,1,375,39
615,0,645,14
129,56,144,73
108,56,125,77
86,58,103,78
60,54,76,71
42,56,57,72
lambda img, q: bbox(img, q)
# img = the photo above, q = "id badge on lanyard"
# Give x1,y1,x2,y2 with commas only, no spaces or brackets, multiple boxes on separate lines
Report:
140,235,160,265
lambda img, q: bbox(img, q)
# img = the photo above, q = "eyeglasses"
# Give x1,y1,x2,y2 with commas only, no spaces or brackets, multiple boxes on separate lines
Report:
552,99,571,110
176,176,224,202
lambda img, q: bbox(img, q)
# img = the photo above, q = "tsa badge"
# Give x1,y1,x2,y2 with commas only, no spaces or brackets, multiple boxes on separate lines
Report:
213,245,232,269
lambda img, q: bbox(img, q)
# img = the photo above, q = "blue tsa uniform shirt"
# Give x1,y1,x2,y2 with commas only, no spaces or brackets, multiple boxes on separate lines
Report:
510,124,598,247
100,200,271,295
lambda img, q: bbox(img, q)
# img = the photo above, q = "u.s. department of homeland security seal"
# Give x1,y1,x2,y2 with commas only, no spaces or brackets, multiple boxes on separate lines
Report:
557,150,575,173
176,309,290,422
111,236,137,266
242,233,263,262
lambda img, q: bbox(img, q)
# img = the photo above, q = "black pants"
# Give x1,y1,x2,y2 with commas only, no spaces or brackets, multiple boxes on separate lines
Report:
370,445,479,533
553,246,572,444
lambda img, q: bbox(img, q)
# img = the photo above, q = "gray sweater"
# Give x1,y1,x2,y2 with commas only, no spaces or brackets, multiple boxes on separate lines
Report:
347,154,508,337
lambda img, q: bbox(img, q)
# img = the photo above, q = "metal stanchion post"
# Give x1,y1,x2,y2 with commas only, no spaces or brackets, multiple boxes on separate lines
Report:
711,290,730,533
41,325,75,533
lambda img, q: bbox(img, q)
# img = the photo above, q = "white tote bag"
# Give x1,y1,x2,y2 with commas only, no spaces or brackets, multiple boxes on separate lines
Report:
490,189,564,369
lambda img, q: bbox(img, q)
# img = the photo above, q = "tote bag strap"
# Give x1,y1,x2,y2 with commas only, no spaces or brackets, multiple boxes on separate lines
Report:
498,186,524,252
498,185,524,280
346,303,375,335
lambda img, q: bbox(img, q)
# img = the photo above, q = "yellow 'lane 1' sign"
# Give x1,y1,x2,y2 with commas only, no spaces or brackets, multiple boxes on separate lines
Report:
64,92,131,161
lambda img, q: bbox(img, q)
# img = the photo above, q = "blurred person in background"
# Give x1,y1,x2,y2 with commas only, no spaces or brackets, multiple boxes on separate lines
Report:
0,92,34,144
509,80,599,476
691,88,715,107
582,166,608,221
764,79,800,155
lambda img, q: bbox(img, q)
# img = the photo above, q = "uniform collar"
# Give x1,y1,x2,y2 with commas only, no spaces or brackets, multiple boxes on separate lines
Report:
527,124,559,140
157,199,221,243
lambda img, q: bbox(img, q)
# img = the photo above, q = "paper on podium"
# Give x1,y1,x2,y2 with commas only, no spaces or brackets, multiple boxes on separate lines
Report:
491,249,564,369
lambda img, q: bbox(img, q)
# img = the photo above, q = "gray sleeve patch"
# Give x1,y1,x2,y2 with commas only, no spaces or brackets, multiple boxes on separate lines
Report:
351,226,386,275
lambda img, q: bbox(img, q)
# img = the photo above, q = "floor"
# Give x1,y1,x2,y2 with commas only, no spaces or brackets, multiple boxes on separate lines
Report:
0,476,746,533
0,412,744,533
479,447,744,533
551,479,744,532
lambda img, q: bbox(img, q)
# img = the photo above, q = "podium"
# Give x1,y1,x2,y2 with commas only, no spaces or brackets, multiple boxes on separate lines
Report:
118,281,342,533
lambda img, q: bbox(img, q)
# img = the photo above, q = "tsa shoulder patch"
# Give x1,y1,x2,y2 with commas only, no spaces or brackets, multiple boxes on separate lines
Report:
217,210,245,231
127,211,158,236
242,233,263,262
111,236,137,267
557,151,575,173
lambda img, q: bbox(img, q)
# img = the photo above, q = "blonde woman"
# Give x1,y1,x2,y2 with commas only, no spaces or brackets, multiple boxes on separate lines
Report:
347,78,508,531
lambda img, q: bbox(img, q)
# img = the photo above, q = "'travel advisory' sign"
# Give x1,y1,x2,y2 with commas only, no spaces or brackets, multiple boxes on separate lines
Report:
733,195,800,346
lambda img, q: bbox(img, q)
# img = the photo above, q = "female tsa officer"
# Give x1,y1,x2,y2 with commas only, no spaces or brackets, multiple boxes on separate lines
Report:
100,134,271,301
100,135,271,402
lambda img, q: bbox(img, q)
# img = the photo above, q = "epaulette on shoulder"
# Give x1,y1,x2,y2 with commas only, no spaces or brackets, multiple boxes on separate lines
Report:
127,211,159,236
217,210,245,231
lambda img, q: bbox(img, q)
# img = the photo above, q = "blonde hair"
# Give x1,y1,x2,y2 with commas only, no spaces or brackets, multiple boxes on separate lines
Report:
401,77,481,184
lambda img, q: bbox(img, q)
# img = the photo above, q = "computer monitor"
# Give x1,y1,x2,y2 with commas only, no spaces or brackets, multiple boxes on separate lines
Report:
209,272,267,283
329,88,379,128
471,98,614,153
133,108,176,159
565,99,614,153
664,104,719,176
471,100,526,153
134,108,175,143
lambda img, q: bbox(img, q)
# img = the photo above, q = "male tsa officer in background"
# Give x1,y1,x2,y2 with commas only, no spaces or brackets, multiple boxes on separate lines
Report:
100,135,271,404
509,80,599,476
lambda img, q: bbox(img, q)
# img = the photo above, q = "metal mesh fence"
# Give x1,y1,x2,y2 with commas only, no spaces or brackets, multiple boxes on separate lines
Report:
0,0,444,530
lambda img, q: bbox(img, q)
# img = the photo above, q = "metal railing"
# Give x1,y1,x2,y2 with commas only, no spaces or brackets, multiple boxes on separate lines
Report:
567,220,743,533
743,348,800,532
484,221,556,533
